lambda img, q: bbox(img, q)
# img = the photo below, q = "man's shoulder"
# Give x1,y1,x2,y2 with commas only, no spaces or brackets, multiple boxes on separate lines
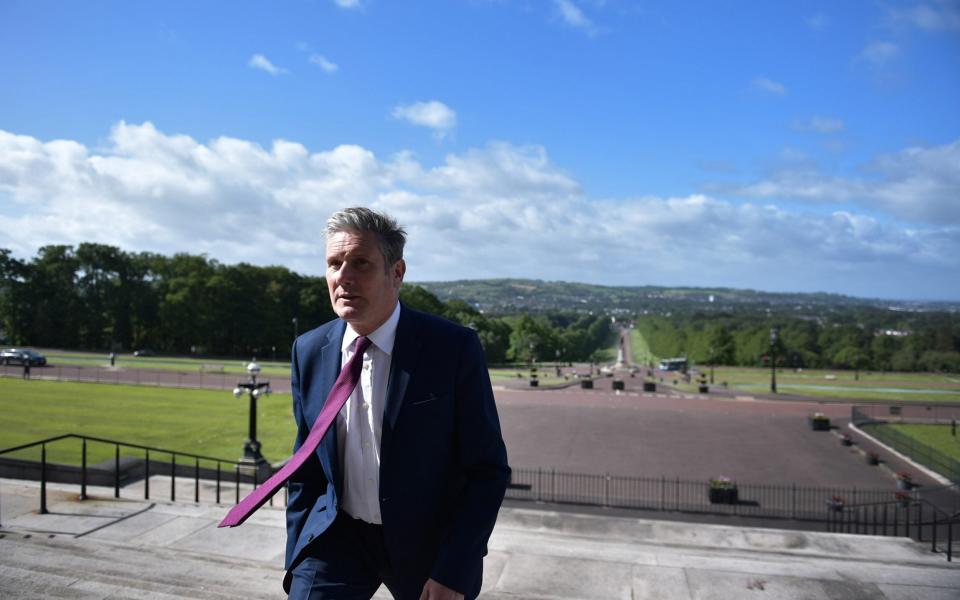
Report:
296,318,344,351
401,305,474,340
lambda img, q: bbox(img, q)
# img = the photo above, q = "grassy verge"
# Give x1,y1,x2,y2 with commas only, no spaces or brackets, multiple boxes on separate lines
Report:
875,423,960,462
0,378,296,466
628,329,657,366
40,349,292,377
488,368,570,386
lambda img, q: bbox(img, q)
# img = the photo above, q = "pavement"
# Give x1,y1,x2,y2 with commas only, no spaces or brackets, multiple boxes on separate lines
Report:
1,478,958,599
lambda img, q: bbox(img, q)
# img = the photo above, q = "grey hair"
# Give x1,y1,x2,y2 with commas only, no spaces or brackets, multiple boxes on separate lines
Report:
325,207,407,269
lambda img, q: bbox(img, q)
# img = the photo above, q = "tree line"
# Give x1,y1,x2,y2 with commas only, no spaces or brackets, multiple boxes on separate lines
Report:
0,244,614,364
635,309,960,373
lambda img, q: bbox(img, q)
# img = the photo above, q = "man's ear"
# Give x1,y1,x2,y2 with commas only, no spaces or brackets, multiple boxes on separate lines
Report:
392,259,406,289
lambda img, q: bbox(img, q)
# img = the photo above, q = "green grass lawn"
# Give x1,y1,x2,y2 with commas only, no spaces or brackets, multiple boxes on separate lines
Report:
488,368,570,386
628,329,657,366
0,378,296,466
873,423,960,462
688,366,960,403
40,349,292,377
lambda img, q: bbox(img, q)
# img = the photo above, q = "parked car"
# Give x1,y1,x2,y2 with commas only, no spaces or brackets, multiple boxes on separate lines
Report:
0,348,47,366
132,349,155,357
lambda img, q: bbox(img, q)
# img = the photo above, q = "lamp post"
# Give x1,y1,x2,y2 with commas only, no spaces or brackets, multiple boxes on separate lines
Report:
709,345,715,384
769,327,779,394
233,358,271,465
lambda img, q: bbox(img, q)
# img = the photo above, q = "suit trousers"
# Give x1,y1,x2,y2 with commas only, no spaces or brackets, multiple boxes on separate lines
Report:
288,512,426,600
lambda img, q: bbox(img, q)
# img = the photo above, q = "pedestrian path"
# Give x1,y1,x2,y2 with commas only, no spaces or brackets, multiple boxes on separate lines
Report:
1,478,958,599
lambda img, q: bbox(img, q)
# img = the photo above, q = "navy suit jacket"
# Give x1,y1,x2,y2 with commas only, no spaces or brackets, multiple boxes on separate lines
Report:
284,304,510,596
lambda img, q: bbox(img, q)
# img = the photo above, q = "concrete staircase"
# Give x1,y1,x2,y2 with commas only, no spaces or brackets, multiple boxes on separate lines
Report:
1,478,959,599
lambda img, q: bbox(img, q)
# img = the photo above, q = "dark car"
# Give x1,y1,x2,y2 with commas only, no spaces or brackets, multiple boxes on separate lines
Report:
1,348,47,366
132,349,155,357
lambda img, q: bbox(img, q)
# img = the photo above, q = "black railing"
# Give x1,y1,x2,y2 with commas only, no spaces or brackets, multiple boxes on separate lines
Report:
504,467,959,561
2,436,957,561
0,433,277,527
826,497,959,561
852,406,960,485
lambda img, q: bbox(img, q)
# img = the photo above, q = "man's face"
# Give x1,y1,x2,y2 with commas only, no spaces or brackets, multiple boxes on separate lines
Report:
325,229,405,335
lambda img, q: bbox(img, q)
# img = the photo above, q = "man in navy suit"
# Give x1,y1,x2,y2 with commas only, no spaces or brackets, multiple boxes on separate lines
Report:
285,207,510,599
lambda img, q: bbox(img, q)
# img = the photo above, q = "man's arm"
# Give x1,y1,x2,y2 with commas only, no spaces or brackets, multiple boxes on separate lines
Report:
429,329,511,592
284,338,325,569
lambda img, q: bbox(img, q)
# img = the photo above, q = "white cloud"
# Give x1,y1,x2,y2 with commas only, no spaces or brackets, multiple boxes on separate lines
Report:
248,54,287,76
554,0,597,35
309,54,339,73
751,77,787,96
889,2,960,32
391,101,457,138
727,139,960,225
334,0,361,8
794,116,845,134
857,41,900,65
0,122,957,299
806,13,829,30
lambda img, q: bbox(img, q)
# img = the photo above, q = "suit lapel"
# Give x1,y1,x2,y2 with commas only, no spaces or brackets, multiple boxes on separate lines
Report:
381,305,421,455
317,321,346,495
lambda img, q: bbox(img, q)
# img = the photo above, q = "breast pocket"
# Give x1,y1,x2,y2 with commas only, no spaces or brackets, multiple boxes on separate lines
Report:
409,392,451,408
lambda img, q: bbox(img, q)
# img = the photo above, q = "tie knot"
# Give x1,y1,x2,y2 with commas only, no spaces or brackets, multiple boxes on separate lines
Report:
354,336,372,356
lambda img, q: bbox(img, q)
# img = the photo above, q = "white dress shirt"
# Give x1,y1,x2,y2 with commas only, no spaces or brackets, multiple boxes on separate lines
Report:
337,302,400,524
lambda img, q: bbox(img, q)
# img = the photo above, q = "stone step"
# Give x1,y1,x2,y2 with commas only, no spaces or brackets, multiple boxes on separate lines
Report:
0,530,283,599
2,478,958,599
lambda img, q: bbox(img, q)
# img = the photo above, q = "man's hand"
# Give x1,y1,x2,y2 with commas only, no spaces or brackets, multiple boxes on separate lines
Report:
419,578,464,600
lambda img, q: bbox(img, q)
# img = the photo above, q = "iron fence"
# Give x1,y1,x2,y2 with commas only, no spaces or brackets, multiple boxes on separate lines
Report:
0,364,284,392
852,406,960,485
505,467,895,522
2,435,958,561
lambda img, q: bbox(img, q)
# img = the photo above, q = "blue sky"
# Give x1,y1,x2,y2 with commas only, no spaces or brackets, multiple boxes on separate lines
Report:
1,0,959,300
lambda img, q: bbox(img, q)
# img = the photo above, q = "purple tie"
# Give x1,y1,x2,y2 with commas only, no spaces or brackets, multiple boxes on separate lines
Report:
219,336,372,528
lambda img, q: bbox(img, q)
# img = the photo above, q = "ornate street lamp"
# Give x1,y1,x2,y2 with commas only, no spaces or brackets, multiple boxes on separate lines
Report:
233,358,271,465
769,327,779,394
709,345,715,384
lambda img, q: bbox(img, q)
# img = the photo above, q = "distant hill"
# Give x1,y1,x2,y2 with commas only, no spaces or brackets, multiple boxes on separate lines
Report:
413,278,959,315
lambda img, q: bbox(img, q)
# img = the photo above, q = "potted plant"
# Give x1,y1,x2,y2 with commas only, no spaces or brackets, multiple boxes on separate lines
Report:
896,471,913,491
643,377,656,392
708,476,739,504
866,451,880,465
826,495,845,513
809,412,831,431
840,433,853,446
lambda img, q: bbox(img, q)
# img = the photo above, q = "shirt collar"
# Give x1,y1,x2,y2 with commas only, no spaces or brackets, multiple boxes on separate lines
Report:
342,302,401,356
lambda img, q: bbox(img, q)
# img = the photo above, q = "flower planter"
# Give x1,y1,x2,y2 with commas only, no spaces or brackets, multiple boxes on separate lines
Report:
529,379,539,387
809,416,831,431
642,381,656,392
708,487,739,504
612,380,625,391
698,384,709,393
580,379,593,390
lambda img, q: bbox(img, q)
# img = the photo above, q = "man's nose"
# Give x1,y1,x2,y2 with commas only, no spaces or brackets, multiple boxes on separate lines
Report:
337,262,356,282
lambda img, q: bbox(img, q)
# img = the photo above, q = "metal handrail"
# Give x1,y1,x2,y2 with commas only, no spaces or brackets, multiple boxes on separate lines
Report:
0,433,275,527
0,433,241,464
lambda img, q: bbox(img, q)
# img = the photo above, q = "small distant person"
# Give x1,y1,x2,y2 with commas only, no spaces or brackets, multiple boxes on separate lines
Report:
22,359,30,380
109,352,116,367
